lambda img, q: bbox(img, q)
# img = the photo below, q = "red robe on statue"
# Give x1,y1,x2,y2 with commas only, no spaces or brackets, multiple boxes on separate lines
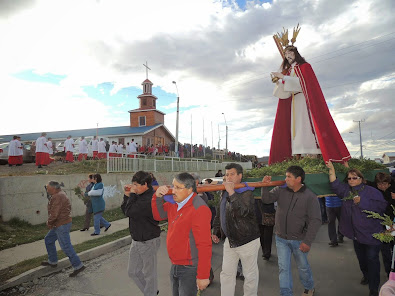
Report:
269,63,351,165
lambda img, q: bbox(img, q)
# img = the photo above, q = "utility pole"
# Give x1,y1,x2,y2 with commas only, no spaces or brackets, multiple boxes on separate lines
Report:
191,114,193,157
353,119,365,159
211,121,213,148
172,81,180,157
218,124,221,150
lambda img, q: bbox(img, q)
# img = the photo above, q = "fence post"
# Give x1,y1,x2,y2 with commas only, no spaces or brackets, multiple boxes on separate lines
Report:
106,153,109,173
172,158,174,172
154,159,157,172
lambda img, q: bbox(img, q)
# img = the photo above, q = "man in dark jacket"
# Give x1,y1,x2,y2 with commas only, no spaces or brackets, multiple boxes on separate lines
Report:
212,163,261,296
121,171,161,296
261,166,321,296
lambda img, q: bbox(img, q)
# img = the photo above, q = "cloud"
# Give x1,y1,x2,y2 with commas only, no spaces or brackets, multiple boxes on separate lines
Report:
0,0,394,160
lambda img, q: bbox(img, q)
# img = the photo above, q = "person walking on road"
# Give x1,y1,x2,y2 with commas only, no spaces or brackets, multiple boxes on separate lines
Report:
261,166,321,296
121,171,161,296
326,161,387,296
88,174,111,236
42,181,85,277
212,163,261,296
152,172,212,296
80,174,95,231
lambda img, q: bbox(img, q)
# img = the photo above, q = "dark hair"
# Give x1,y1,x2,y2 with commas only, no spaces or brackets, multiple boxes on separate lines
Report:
174,172,196,192
286,166,305,183
375,172,391,184
225,163,243,176
149,172,157,182
217,170,222,173
206,178,213,184
132,171,152,186
94,174,102,183
343,169,365,183
13,136,17,139
282,46,307,71
88,173,94,179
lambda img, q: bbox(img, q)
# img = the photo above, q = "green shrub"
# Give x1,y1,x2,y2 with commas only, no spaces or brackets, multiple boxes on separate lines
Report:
245,158,385,178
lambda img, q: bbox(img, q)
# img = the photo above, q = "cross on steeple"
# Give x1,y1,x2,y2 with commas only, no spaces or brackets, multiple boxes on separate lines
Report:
143,61,151,79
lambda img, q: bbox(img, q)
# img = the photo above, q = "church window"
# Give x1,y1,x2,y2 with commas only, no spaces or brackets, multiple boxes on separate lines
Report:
142,98,147,106
153,100,156,108
139,116,146,127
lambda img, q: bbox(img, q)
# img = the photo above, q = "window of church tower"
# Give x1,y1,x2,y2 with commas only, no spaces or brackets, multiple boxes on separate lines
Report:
139,116,146,127
153,100,156,108
142,98,147,106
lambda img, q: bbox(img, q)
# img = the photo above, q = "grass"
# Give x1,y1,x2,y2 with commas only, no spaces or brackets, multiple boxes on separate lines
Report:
49,159,108,175
0,228,130,284
0,208,126,251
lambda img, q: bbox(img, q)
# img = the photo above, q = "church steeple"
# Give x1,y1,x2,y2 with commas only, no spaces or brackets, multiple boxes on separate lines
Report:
137,61,158,110
129,61,165,128
138,79,158,109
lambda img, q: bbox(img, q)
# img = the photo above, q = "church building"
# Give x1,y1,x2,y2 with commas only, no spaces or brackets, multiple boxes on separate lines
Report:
0,74,175,150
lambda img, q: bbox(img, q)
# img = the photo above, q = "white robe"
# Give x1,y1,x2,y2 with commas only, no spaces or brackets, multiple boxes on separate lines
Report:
281,64,321,155
129,141,138,153
117,144,124,154
109,144,117,153
65,138,74,152
47,141,53,155
36,136,47,153
79,139,88,153
98,141,107,153
16,140,23,156
91,139,99,152
8,140,18,156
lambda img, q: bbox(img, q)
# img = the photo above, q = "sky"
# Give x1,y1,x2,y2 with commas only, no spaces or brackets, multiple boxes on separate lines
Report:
0,0,394,160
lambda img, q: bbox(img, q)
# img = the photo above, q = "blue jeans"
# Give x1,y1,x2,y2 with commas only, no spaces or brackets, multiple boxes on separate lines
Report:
275,235,314,296
44,222,83,270
170,264,197,296
93,211,110,234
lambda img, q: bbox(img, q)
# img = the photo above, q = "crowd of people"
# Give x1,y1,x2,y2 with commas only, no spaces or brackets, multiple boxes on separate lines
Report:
39,161,395,296
7,132,249,169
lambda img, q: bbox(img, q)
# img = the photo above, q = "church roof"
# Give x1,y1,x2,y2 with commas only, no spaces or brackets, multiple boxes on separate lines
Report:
142,79,153,84
0,124,165,143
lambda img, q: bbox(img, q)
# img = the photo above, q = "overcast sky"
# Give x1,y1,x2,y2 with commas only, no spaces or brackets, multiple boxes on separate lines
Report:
0,0,394,159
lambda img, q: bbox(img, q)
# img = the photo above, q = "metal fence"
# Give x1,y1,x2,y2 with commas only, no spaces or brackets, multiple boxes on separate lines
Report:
106,156,252,173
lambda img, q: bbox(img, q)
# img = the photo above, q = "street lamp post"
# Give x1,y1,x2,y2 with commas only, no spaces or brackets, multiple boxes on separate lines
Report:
222,113,228,151
172,81,180,157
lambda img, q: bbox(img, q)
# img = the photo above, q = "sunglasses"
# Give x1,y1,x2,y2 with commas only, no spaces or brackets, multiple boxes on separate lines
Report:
347,177,361,180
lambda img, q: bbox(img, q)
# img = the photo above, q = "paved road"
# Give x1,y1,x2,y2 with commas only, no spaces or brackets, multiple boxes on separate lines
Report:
21,224,387,296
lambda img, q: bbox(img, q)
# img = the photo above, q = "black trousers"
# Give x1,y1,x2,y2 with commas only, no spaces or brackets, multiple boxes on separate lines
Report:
353,240,381,292
258,224,274,258
381,241,393,275
326,206,343,243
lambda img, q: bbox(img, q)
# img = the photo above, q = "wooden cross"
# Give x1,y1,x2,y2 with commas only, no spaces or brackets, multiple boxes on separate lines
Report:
143,61,151,79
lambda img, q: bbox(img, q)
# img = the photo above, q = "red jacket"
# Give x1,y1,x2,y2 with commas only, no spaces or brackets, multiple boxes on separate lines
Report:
151,193,212,279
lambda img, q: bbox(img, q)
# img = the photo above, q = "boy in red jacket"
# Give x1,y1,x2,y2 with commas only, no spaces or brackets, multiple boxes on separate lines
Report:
152,172,212,296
